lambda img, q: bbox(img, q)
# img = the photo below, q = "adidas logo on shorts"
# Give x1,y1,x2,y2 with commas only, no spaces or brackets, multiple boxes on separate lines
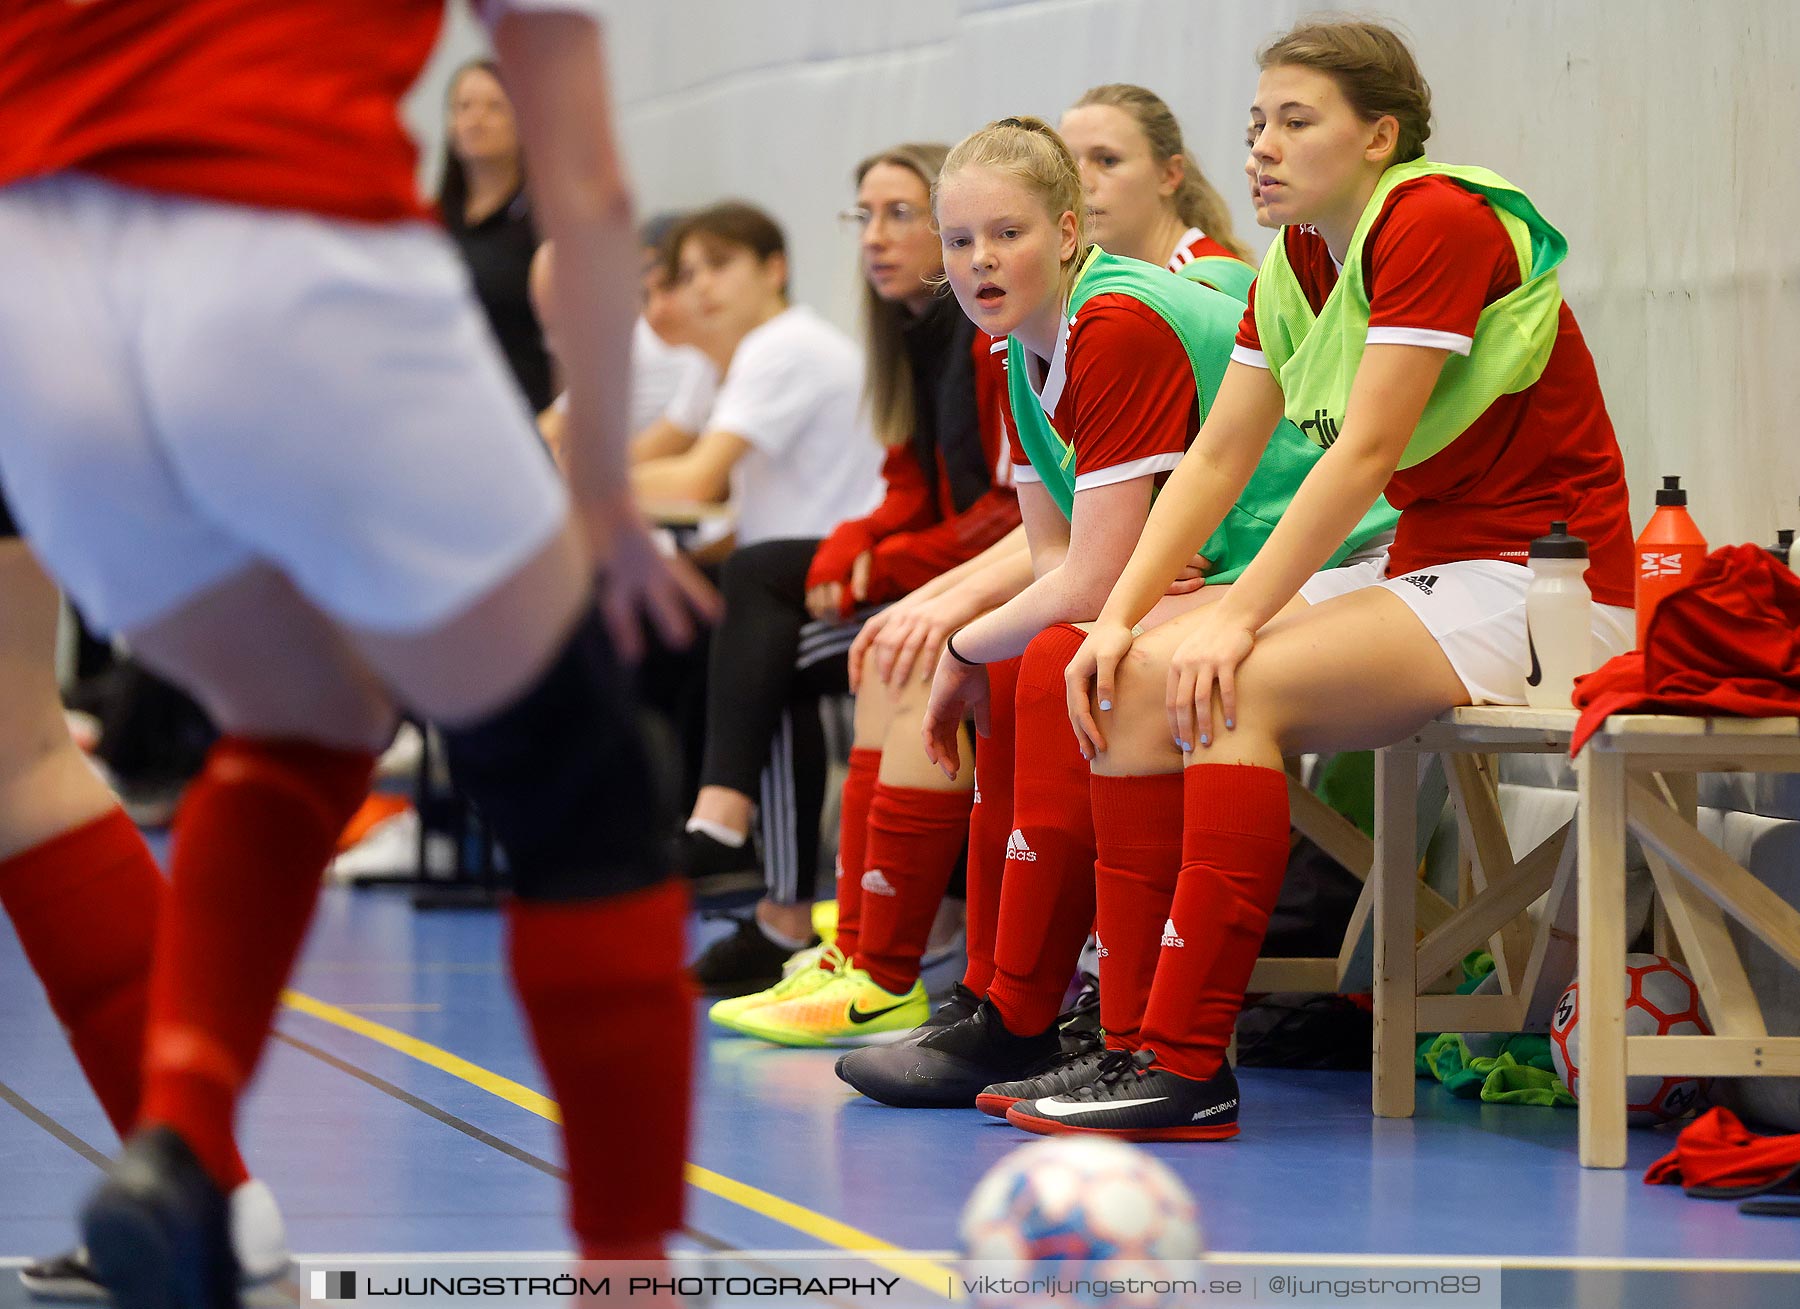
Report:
973,770,981,805
1005,830,1037,862
1095,933,1109,959
1401,573,1440,595
1161,918,1185,948
861,869,897,896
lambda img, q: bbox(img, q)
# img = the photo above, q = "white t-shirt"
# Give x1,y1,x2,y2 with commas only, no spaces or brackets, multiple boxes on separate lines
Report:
706,305,880,545
630,317,714,435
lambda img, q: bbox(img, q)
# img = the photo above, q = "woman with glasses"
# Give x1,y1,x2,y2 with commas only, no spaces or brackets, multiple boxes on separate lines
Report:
680,152,1019,1004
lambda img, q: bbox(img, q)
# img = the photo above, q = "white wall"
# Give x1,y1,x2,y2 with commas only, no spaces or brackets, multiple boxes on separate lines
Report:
411,0,1800,545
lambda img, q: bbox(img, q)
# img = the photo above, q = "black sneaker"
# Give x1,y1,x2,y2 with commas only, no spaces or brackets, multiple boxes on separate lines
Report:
690,917,818,997
80,1126,237,1309
833,999,1062,1108
923,983,983,1030
975,1044,1115,1119
675,830,764,909
1005,1049,1241,1141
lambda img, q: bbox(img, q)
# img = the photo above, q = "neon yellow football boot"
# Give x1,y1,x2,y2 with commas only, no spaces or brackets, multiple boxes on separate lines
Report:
709,943,845,1034
731,965,929,1047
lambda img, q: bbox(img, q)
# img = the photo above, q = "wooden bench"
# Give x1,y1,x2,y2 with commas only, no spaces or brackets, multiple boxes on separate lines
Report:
1369,707,1585,1118
1576,714,1800,1166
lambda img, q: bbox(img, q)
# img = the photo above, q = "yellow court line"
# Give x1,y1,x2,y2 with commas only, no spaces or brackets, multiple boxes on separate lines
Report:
280,990,957,1299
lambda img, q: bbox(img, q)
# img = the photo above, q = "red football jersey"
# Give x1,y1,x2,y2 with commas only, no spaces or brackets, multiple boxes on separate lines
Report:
1236,176,1634,606
0,0,457,222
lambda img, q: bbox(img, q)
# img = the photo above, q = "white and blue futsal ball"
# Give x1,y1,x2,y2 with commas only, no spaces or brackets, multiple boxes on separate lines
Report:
959,1137,1202,1308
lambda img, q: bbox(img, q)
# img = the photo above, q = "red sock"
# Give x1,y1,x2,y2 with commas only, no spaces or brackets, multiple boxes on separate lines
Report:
1090,772,1184,1053
986,625,1097,1036
140,737,373,1188
960,657,1018,997
510,880,692,1253
855,784,973,993
1139,764,1291,1080
830,747,881,965
0,811,242,1177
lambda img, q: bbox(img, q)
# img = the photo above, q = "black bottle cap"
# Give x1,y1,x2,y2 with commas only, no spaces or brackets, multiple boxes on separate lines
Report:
1530,521,1588,559
1655,475,1687,507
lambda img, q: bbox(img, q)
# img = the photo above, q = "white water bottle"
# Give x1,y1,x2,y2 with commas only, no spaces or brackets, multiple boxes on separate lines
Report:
1525,521,1593,709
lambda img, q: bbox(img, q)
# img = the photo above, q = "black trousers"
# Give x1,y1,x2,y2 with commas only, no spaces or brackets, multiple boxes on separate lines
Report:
698,538,864,904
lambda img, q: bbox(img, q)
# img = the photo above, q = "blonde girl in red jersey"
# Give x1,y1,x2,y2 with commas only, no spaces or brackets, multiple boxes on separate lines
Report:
1028,19,1635,1141
1060,83,1254,297
831,91,1268,1050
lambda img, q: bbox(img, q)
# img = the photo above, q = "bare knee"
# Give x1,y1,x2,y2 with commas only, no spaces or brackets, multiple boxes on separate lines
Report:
1091,641,1182,777
851,646,895,749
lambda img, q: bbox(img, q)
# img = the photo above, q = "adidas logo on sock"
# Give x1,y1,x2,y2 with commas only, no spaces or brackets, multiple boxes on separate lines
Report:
861,868,897,896
1191,1098,1237,1121
1401,573,1439,595
1161,918,1185,948
1005,830,1037,862
834,857,845,883
1095,933,1109,959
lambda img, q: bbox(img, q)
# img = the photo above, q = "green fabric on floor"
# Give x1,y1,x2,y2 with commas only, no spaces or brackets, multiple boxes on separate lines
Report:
1417,1032,1572,1106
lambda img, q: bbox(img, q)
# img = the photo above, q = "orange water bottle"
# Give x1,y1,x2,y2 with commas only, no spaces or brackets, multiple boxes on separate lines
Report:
1634,475,1707,648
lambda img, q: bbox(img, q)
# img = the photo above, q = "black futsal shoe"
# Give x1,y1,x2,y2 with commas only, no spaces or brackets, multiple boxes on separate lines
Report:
80,1126,238,1309
833,998,1062,1108
921,982,984,1031
690,916,818,997
674,829,765,908
1005,1049,1242,1141
976,1043,1116,1119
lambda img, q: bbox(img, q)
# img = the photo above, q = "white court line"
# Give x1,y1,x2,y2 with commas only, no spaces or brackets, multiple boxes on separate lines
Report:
10,1250,1792,1274
157,1250,1800,1274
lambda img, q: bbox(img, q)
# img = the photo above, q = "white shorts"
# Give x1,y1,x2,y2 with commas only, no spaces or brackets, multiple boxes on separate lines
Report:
1298,556,1634,705
0,175,568,635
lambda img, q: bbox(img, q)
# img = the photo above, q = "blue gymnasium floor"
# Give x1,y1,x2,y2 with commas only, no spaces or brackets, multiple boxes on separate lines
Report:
2,885,1797,1309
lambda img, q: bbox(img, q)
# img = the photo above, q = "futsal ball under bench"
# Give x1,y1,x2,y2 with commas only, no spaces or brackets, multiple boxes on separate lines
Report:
1549,953,1710,1126
959,1136,1201,1308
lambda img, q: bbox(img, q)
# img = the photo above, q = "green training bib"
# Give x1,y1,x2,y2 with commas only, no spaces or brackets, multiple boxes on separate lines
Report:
1005,247,1395,583
1252,157,1567,469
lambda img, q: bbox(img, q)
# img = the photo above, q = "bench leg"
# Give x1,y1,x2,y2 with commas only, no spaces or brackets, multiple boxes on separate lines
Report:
1373,748,1419,1117
1578,746,1629,1167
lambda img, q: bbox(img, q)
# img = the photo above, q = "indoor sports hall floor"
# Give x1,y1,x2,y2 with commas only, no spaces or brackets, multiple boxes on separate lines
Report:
2,886,1796,1308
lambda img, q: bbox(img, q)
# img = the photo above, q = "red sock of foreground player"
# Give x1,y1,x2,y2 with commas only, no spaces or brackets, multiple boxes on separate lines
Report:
510,881,692,1257
986,625,1097,1036
855,783,973,993
0,809,252,1186
1089,772,1184,1053
1139,763,1291,1081
960,657,1018,997
140,737,373,1189
830,747,881,966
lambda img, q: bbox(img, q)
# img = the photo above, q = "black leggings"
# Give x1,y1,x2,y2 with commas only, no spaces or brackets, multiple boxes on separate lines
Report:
698,538,861,904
